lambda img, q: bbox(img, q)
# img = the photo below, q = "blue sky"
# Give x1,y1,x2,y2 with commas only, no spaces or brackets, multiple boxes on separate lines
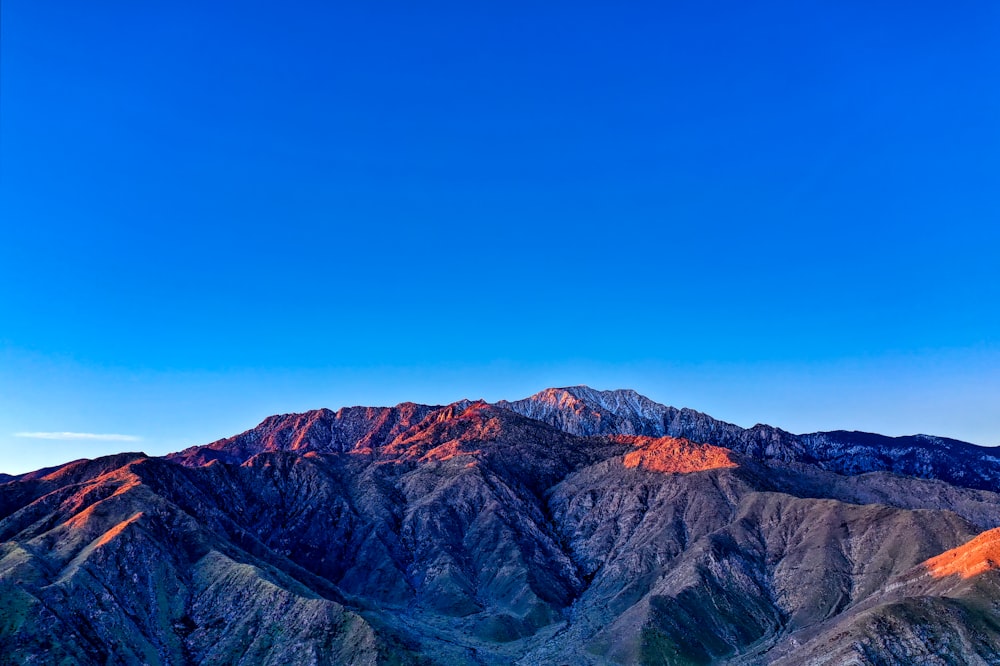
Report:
2,1,999,474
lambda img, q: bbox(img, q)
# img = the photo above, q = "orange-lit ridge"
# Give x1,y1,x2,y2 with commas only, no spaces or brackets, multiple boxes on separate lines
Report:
925,527,1000,579
418,440,482,463
94,512,144,548
616,435,738,474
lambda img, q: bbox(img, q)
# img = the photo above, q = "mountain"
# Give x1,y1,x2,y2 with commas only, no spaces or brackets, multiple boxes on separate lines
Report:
502,386,1000,490
2,387,1000,664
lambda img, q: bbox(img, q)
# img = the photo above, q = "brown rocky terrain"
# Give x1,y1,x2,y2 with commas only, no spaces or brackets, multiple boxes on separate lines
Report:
2,387,1000,664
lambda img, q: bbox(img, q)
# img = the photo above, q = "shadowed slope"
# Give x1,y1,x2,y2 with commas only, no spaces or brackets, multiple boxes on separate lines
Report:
0,456,391,666
761,527,1000,666
523,445,983,665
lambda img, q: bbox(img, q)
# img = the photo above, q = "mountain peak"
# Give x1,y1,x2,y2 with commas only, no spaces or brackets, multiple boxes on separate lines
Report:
523,385,648,408
496,386,678,437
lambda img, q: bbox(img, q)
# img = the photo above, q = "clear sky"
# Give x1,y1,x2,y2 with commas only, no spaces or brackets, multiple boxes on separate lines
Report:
2,1,999,475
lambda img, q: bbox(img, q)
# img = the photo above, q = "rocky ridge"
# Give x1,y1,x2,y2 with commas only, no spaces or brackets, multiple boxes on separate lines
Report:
503,386,1000,490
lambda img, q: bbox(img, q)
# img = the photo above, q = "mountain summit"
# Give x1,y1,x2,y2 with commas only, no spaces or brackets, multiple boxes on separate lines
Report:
2,387,1000,664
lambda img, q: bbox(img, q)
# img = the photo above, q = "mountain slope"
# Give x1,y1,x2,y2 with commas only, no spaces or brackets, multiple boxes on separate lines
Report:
0,456,392,665
762,527,1000,665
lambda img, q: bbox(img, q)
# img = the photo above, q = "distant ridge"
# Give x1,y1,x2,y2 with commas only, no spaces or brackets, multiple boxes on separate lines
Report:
163,385,1000,491
501,386,1000,491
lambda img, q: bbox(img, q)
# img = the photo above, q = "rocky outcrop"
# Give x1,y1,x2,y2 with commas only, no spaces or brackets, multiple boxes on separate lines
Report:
924,526,1000,580
617,435,739,474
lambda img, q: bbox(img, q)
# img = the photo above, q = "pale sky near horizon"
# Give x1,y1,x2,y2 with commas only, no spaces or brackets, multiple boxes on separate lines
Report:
2,1,999,474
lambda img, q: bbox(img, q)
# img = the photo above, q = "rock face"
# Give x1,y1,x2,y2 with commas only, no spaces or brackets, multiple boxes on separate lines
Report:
2,386,1000,664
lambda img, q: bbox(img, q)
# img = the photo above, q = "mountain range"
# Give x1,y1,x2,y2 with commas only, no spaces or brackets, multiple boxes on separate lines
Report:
3,386,1000,665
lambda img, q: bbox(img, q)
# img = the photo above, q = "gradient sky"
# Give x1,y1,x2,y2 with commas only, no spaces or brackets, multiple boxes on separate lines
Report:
2,1,999,474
